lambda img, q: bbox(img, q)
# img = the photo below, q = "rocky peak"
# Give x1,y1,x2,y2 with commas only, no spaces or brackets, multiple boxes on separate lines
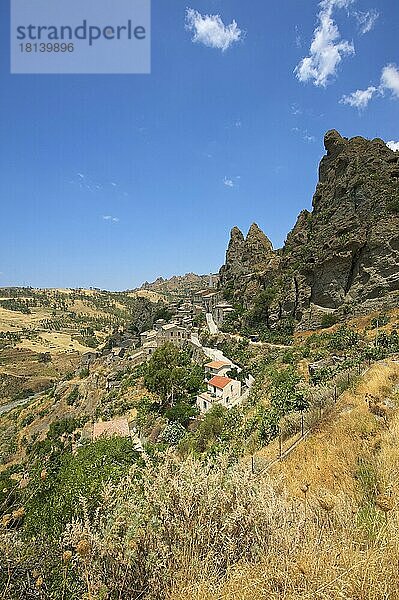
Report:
220,223,276,287
324,129,348,157
219,130,399,329
245,223,273,253
225,226,245,270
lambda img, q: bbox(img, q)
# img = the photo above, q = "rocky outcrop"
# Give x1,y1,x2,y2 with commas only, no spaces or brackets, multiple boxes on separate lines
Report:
219,130,399,328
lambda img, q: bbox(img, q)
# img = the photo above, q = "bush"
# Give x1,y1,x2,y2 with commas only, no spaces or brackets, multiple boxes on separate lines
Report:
66,386,80,406
329,326,359,351
23,436,140,539
321,313,339,328
181,405,243,456
161,422,187,445
164,402,198,427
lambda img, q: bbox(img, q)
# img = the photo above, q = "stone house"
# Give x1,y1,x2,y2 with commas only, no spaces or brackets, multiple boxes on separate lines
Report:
204,360,232,379
161,323,191,346
196,375,241,414
214,302,235,326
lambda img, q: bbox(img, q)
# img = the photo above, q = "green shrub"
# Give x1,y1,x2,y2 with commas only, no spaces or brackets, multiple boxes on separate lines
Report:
321,313,339,328
23,436,141,538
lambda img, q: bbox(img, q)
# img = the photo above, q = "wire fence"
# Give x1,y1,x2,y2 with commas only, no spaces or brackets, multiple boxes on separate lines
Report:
252,359,371,475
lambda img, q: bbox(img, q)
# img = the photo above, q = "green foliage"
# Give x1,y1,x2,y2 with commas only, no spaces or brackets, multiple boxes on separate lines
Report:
161,421,187,445
370,313,389,329
23,436,140,538
38,351,52,363
164,402,198,427
329,326,359,351
321,312,339,328
255,406,280,444
180,405,243,456
387,198,399,214
246,288,276,328
79,367,90,378
218,338,251,368
250,366,307,445
28,417,83,458
269,367,305,414
0,298,32,314
136,396,159,430
66,385,80,406
20,413,35,427
143,343,204,405
375,330,399,351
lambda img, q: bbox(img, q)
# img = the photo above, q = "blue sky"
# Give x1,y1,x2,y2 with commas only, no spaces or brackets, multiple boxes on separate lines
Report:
0,0,398,290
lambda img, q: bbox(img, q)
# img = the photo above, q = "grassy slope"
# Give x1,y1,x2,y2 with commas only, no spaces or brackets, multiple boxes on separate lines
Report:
171,359,399,600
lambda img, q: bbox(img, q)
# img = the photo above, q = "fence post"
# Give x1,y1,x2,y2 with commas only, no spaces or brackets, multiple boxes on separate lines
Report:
347,372,350,386
334,386,337,402
279,431,282,458
301,411,304,437
251,455,255,474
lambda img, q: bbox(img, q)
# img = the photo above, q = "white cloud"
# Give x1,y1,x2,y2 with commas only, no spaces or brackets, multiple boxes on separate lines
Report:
291,103,302,115
223,176,241,188
185,8,243,52
103,215,119,223
381,64,399,99
353,9,379,34
292,127,316,143
340,85,378,109
295,25,302,48
341,64,399,110
295,0,355,87
387,141,399,152
223,177,234,188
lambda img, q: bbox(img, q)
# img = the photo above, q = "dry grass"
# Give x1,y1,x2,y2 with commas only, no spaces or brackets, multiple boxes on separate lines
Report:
166,360,399,600
2,361,399,599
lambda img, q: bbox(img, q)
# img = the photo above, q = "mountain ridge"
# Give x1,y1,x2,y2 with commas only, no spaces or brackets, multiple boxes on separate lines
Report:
219,130,399,329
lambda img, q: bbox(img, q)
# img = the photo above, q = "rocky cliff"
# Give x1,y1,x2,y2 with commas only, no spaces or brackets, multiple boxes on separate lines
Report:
219,130,399,329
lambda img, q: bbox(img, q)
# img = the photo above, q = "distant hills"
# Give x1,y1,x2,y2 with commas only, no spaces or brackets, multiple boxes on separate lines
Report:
138,272,218,298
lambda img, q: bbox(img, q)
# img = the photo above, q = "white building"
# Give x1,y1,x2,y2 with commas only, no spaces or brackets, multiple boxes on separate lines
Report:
204,360,232,379
196,375,242,414
214,302,235,326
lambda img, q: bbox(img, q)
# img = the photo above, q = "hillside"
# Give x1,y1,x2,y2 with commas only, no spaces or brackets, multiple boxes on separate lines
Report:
0,287,166,406
172,358,399,599
1,131,399,599
138,273,218,299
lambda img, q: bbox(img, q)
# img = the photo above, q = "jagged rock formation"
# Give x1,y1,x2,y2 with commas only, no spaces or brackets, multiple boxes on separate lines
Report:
221,223,274,280
219,130,399,329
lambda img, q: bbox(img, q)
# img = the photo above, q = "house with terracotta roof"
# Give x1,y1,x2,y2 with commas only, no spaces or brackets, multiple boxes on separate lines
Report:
92,418,131,440
204,360,232,378
196,375,241,414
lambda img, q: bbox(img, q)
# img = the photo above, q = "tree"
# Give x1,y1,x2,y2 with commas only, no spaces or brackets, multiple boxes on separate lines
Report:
246,287,276,329
144,343,204,407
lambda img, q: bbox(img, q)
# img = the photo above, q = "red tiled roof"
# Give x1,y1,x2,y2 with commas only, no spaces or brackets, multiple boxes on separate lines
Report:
93,419,130,440
208,376,232,389
205,360,230,369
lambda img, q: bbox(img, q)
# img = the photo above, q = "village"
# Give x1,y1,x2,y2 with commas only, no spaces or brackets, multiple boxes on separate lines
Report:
80,277,252,444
